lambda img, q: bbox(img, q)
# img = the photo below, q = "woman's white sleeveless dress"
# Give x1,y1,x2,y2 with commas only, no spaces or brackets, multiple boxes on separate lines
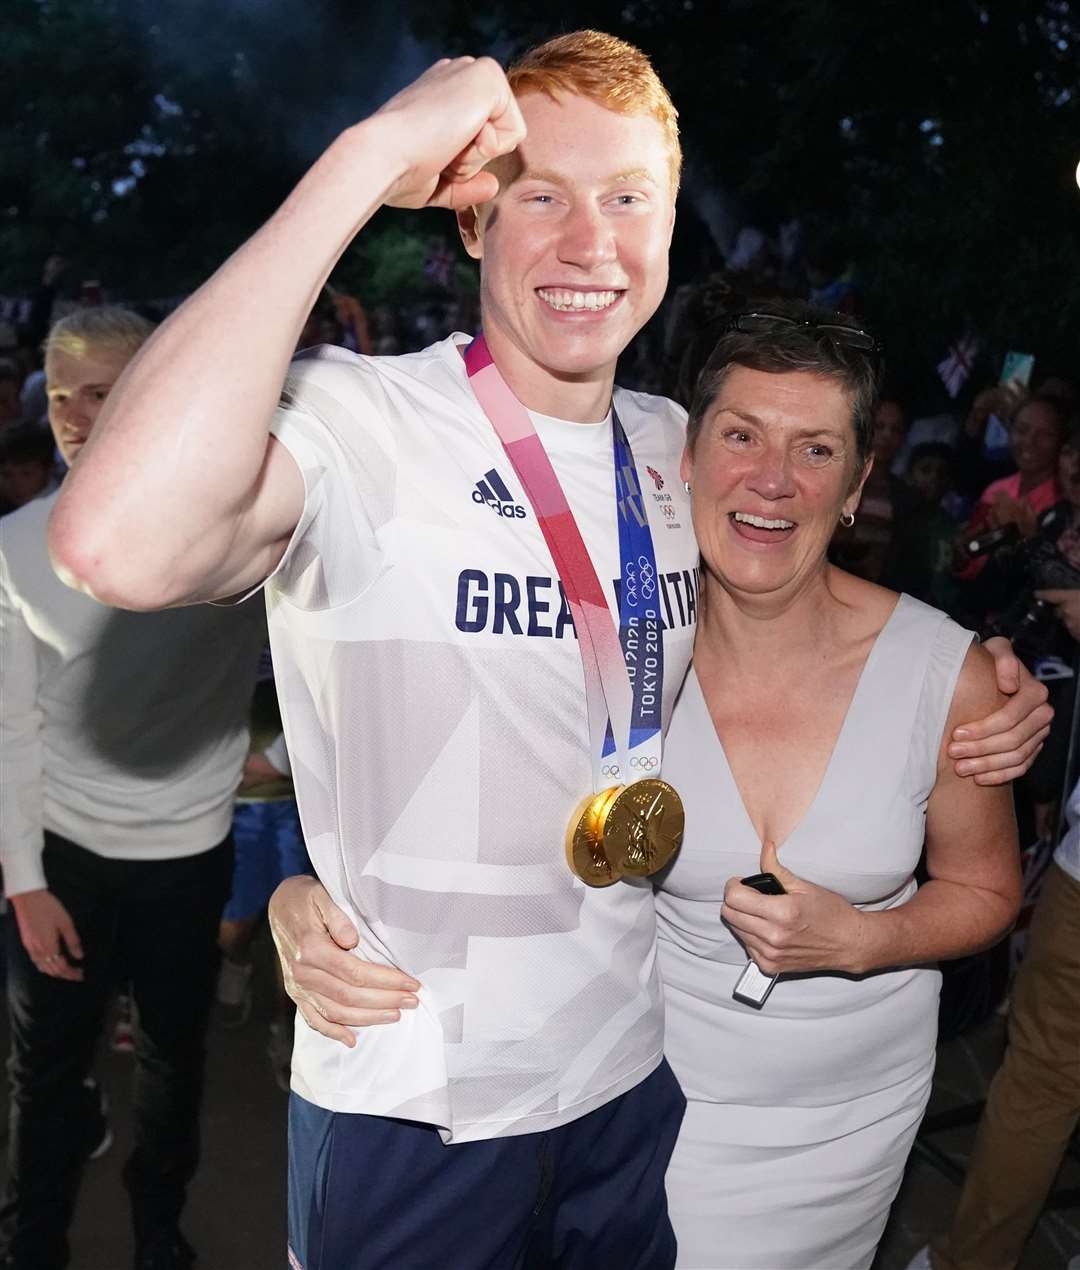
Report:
657,594,974,1270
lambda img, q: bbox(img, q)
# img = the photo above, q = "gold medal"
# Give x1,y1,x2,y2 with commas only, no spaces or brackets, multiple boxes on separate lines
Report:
567,786,624,887
604,779,684,877
566,779,684,887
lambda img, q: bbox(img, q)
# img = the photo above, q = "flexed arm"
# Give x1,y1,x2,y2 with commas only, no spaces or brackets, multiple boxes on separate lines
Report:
48,58,525,610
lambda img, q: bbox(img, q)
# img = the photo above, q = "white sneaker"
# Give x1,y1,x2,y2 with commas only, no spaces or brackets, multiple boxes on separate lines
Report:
215,957,254,1028
902,1247,932,1270
82,1076,113,1160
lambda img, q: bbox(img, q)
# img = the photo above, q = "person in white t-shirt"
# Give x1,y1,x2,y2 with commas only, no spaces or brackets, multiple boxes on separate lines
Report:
0,307,264,1270
49,31,1052,1270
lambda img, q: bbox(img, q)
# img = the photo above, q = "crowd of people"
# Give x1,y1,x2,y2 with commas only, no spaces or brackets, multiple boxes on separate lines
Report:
0,26,1076,1270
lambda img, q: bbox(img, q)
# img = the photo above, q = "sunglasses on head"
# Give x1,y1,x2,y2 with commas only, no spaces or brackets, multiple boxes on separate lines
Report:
723,311,884,356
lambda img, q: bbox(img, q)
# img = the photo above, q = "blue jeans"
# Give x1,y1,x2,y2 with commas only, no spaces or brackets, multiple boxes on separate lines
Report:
222,799,310,922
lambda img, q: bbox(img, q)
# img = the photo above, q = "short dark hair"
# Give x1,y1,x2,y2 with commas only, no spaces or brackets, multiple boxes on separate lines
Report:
0,422,55,467
685,299,883,481
907,441,957,480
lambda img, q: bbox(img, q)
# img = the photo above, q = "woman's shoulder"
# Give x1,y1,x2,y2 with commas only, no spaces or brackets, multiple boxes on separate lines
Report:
944,641,1004,726
829,572,977,709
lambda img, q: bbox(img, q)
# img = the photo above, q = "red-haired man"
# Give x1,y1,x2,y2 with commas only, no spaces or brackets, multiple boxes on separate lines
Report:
50,31,1050,1270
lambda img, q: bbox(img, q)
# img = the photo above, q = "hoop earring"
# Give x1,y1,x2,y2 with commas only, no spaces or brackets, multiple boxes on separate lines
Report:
840,511,855,528
683,480,691,494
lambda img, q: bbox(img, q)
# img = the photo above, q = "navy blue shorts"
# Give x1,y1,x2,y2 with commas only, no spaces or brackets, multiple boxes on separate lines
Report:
287,1058,685,1270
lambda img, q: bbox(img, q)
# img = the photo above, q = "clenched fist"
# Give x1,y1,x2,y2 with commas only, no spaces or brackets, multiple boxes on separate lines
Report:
371,57,527,212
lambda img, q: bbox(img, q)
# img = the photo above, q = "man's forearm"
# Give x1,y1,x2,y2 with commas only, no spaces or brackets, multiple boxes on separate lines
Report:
49,120,407,609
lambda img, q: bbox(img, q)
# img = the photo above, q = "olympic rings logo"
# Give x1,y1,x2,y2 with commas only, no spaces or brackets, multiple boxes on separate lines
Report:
601,763,622,777
624,563,639,608
630,756,659,770
638,557,656,600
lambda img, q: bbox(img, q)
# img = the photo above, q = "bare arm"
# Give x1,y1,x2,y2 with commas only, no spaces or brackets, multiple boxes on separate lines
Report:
48,57,525,609
852,644,1021,969
723,645,1021,975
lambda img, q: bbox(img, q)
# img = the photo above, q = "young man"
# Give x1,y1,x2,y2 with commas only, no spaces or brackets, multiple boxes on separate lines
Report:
49,32,1050,1270
0,307,264,1270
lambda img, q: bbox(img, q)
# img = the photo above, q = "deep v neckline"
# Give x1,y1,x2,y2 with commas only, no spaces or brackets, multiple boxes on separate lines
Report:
689,594,907,853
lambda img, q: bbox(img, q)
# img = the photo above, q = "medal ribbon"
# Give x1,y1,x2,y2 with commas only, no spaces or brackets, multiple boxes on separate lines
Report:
610,415,665,770
464,334,664,790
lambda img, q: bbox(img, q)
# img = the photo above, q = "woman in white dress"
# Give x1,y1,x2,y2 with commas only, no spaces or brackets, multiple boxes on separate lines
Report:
265,306,1033,1270
658,307,1021,1270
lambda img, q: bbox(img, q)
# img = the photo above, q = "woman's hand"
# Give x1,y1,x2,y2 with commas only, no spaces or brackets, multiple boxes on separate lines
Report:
238,750,283,789
721,841,868,977
268,876,421,1047
947,638,1051,784
965,383,1024,436
987,491,1037,537
1035,587,1080,642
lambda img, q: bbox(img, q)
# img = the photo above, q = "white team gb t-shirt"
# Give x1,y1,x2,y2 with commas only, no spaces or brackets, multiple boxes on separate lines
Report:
265,334,699,1142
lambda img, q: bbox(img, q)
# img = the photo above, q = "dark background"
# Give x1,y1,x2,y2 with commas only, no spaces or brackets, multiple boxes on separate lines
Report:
4,0,1079,402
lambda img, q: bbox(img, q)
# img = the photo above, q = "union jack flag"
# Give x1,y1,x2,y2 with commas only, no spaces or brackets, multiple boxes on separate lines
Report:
937,331,981,399
646,465,664,490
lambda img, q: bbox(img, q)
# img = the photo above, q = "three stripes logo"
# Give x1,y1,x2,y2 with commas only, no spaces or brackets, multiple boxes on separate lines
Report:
472,468,527,519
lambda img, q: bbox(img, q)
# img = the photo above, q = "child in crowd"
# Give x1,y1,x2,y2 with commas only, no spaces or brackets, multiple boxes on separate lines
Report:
831,396,916,583
216,646,312,1089
888,442,964,609
0,423,58,515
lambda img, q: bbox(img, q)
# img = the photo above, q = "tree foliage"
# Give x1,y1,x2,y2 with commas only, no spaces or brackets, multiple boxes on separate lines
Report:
5,0,1078,389
409,0,1080,385
2,0,426,295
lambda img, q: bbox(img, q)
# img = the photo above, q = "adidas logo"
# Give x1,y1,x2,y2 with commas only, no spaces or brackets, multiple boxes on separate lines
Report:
472,468,526,519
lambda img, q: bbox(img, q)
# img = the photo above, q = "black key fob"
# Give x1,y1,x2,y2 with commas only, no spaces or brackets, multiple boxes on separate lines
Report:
732,872,786,1007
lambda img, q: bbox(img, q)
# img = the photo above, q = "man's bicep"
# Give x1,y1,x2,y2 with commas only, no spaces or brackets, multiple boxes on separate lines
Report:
189,434,306,604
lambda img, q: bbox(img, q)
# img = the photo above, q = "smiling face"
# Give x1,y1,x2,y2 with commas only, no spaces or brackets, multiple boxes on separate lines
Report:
1008,398,1064,481
682,367,868,601
457,90,676,417
46,345,129,466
